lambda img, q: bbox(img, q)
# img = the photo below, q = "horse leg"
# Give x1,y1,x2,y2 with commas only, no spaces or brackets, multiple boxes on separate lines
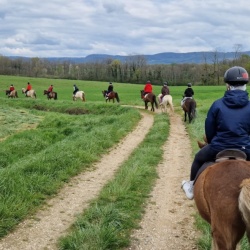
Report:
188,112,192,123
151,102,154,112
184,111,187,122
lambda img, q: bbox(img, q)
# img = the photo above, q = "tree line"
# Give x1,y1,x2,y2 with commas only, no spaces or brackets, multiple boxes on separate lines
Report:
1,52,250,86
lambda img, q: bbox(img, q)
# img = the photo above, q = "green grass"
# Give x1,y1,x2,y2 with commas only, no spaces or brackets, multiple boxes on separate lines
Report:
0,97,141,237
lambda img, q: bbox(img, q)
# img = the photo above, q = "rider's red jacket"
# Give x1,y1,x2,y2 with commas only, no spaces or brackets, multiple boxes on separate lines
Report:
144,83,152,93
48,86,53,92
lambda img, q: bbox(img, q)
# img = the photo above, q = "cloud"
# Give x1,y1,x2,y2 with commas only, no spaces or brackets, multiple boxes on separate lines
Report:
0,0,250,57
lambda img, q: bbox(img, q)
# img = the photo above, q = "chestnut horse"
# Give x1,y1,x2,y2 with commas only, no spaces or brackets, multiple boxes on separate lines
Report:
182,98,196,123
102,90,120,103
6,90,18,98
140,90,158,112
44,90,57,100
194,139,250,249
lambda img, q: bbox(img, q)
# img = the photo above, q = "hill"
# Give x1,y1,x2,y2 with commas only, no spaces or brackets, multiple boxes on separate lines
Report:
8,51,250,65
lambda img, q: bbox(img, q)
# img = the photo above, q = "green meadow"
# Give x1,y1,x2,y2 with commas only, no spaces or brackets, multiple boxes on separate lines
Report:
1,75,248,249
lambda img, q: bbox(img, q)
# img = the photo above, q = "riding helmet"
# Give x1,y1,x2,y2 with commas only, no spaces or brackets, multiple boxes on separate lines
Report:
164,82,168,86
224,66,249,85
187,83,192,87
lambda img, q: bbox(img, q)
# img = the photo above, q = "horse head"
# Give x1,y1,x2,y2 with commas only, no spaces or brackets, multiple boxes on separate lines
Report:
102,90,107,97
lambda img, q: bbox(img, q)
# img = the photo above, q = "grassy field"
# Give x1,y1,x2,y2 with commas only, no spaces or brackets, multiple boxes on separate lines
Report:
1,75,248,249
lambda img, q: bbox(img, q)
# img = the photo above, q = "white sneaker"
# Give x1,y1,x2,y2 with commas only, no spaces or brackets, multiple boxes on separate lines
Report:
181,180,194,200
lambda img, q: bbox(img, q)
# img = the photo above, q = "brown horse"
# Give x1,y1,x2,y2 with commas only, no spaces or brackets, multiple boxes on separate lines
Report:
44,90,58,100
182,98,196,123
140,90,158,112
6,90,18,98
194,139,250,249
102,90,120,103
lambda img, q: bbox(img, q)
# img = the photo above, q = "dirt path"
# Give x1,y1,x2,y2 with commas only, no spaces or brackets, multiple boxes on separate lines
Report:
0,109,198,250
128,111,198,250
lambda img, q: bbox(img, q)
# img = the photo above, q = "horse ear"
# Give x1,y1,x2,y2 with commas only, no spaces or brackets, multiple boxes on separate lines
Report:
203,135,208,143
197,140,205,149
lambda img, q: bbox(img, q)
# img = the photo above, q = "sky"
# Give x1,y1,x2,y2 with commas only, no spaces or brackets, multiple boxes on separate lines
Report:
1,0,250,58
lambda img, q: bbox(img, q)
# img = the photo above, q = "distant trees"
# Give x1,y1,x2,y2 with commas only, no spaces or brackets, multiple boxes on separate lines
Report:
0,50,250,85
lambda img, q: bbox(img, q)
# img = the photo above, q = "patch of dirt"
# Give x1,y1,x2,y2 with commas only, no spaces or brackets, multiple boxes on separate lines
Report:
66,107,89,115
0,109,198,250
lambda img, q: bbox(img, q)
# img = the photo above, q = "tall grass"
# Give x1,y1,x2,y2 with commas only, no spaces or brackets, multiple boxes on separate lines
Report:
0,98,141,237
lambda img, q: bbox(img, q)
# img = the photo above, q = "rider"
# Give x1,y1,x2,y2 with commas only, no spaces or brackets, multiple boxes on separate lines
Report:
73,84,79,97
8,84,15,96
106,82,113,99
181,83,194,106
47,84,53,98
182,66,250,200
25,82,32,96
143,80,153,98
159,82,170,103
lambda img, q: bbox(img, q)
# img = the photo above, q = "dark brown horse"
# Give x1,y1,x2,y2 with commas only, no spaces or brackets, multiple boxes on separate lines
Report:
44,90,58,100
102,90,120,103
194,139,250,249
140,90,158,112
6,90,18,98
182,98,196,123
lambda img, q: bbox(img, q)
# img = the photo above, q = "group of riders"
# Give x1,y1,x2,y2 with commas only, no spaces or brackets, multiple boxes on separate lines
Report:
6,79,194,104
142,80,194,106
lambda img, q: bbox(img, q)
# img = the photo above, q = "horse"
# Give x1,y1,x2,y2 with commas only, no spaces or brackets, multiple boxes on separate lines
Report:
140,90,158,112
22,88,37,98
102,90,120,103
194,138,250,249
157,94,174,113
43,90,57,100
73,91,85,102
181,97,196,123
6,90,18,98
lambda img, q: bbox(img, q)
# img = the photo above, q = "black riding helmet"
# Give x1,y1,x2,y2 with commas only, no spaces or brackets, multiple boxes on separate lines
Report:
224,66,249,85
187,83,192,87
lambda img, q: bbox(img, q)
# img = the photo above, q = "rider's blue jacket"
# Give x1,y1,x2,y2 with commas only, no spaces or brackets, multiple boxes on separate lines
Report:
205,90,250,152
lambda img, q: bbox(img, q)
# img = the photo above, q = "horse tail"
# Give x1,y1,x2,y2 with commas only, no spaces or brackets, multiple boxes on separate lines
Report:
54,92,58,100
115,93,120,103
153,95,158,109
189,101,196,119
82,92,86,102
34,92,37,98
239,179,250,236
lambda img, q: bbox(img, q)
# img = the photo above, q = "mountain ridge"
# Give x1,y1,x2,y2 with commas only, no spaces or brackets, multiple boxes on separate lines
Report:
8,51,250,65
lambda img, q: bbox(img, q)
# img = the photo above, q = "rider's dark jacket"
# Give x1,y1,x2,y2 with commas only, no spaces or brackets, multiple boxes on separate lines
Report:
184,87,194,97
205,90,250,152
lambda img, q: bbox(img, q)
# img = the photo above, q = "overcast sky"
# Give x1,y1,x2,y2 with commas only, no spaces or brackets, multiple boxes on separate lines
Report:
1,0,250,58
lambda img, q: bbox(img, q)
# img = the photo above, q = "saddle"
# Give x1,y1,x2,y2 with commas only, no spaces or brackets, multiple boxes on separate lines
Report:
215,149,246,162
194,149,247,184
